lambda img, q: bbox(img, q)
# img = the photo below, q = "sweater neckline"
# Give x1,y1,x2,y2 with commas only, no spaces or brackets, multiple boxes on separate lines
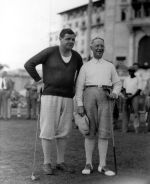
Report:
57,46,73,66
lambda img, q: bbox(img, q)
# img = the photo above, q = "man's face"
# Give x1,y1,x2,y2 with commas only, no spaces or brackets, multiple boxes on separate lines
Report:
60,34,76,50
129,70,135,76
91,38,104,59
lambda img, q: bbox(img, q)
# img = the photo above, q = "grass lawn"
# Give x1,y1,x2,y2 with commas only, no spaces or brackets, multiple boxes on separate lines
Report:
0,119,150,184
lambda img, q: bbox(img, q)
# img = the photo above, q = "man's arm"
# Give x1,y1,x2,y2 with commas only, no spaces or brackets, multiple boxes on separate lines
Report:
109,65,122,99
24,47,50,82
75,65,86,116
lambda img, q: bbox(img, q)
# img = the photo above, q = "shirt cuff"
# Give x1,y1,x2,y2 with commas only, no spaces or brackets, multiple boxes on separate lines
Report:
77,101,83,106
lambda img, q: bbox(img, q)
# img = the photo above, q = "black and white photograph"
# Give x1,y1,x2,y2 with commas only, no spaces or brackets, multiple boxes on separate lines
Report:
0,0,150,183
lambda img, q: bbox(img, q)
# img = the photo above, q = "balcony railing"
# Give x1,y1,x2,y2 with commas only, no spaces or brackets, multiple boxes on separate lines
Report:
127,3,150,28
129,17,150,27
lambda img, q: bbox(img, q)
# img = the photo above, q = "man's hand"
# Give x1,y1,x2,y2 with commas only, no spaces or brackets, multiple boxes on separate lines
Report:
36,79,43,85
77,106,85,117
36,79,44,93
108,92,117,99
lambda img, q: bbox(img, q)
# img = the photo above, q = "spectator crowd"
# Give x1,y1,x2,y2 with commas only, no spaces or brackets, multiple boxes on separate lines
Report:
114,61,150,133
0,70,40,120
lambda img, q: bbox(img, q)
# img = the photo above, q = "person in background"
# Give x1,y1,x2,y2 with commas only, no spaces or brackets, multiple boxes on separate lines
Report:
134,62,150,129
10,89,21,118
17,95,25,118
24,82,38,120
76,37,121,176
24,82,32,119
30,83,38,119
143,78,150,131
0,76,3,118
24,28,83,175
0,71,14,120
135,62,150,92
122,66,142,133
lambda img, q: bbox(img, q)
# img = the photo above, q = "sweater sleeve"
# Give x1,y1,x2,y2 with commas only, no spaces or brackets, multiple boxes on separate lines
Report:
24,47,51,82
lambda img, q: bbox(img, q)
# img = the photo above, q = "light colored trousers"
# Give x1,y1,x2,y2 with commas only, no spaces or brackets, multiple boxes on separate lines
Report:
39,95,73,140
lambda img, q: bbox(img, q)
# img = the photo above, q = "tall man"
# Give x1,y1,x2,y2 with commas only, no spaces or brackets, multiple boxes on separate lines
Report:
24,29,82,175
76,37,121,176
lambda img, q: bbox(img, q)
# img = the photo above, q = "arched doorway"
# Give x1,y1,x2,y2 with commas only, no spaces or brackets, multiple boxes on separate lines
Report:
138,35,150,67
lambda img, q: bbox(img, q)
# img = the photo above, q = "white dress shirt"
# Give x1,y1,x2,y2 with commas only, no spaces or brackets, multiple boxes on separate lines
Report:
123,76,142,95
0,77,7,90
135,69,150,91
76,58,122,106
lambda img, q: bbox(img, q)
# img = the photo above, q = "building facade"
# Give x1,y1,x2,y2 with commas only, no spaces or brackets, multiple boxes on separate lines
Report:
49,0,150,67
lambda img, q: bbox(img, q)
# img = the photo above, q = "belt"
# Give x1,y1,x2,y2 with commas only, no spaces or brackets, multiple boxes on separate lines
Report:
85,85,102,88
85,85,112,88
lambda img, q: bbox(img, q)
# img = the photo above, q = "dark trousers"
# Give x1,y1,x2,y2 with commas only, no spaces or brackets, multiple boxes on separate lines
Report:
26,97,37,119
122,96,140,133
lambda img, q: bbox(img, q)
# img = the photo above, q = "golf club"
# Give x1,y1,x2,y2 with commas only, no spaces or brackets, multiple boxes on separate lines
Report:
110,98,118,175
103,86,117,175
30,88,42,181
31,113,40,181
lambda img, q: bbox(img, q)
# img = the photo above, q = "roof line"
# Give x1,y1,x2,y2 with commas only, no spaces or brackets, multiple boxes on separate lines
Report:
58,0,104,15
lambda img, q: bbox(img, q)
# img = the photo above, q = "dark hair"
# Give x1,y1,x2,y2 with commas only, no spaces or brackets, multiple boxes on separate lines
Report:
59,28,75,38
133,62,139,67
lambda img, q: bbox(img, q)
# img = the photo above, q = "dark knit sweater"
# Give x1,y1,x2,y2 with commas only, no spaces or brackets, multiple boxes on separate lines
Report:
24,46,83,98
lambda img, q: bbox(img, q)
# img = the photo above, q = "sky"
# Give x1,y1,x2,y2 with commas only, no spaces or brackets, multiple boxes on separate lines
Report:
0,0,89,70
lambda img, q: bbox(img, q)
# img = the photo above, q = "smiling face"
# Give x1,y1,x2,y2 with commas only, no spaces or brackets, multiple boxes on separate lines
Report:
60,33,76,51
90,38,104,59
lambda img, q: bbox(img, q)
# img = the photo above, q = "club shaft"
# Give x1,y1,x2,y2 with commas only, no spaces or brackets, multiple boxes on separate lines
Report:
113,146,117,174
110,99,118,174
31,90,42,175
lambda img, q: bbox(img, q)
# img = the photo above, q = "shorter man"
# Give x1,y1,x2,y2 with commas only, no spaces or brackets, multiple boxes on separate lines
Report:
76,37,121,176
122,66,142,133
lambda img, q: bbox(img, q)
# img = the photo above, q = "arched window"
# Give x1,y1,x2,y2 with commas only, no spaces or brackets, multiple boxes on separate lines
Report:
96,17,101,24
121,9,126,21
138,36,150,67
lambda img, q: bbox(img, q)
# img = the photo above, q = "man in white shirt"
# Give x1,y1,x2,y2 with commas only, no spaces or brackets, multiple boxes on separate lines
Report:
0,71,14,120
122,66,142,133
135,62,150,92
76,37,121,176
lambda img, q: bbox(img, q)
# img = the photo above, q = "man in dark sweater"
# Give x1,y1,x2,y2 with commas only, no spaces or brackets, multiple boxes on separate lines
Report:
24,28,83,175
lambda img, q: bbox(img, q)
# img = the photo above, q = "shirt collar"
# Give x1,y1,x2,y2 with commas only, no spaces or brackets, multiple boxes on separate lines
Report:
91,57,103,64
